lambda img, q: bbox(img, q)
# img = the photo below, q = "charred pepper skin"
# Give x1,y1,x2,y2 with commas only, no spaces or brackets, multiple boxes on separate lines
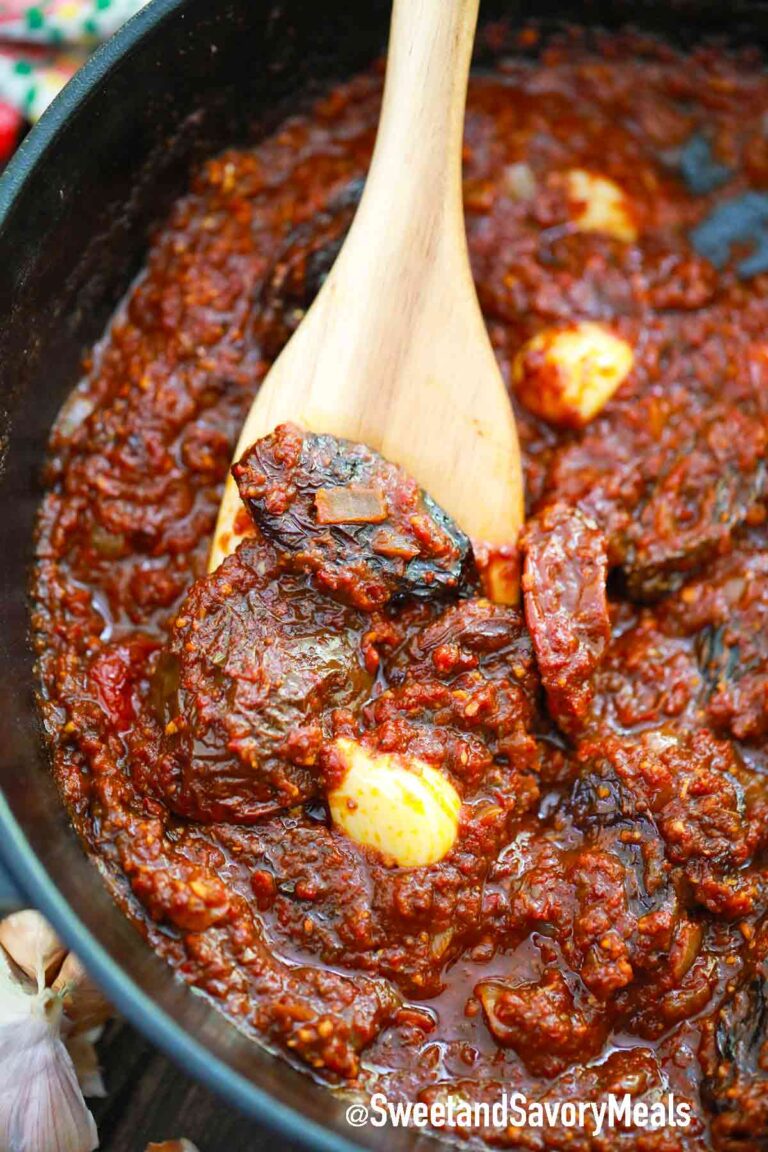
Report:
521,501,610,738
148,538,374,823
701,919,768,1152
233,423,475,611
255,180,362,360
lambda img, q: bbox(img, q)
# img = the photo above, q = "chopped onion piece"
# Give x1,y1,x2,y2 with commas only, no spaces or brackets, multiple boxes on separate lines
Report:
502,161,536,201
315,485,388,524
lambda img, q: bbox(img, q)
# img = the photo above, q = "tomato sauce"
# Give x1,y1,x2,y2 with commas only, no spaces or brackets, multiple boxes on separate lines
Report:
32,26,768,1149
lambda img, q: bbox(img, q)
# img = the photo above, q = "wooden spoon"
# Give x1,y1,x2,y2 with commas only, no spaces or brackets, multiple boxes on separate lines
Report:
209,0,523,574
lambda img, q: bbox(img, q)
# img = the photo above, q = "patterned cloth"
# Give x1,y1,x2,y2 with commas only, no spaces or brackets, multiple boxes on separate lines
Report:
0,0,150,158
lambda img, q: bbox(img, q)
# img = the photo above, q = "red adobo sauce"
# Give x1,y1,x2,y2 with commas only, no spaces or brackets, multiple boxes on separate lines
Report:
32,28,768,1150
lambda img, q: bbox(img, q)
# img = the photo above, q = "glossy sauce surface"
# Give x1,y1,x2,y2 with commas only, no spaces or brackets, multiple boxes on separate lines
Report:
33,28,768,1150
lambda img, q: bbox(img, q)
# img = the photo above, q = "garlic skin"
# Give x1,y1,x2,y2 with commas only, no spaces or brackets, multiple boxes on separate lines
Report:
0,911,66,987
0,950,98,1152
64,1029,107,1099
53,953,112,1036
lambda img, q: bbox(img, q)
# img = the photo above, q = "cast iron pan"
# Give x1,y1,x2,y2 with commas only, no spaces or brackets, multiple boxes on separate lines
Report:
0,1,766,1148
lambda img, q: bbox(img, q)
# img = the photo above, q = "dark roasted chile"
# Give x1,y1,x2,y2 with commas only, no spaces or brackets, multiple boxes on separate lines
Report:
700,919,768,1151
573,729,766,918
232,422,474,610
662,536,768,742
31,28,768,1148
144,537,375,823
254,179,362,359
549,398,768,601
521,501,610,737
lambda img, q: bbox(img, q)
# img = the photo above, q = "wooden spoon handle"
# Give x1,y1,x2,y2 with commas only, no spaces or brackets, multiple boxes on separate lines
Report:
361,0,479,233
209,0,524,573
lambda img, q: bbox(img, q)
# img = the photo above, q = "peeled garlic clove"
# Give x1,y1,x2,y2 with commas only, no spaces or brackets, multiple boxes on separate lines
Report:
566,168,637,243
52,953,112,1036
327,738,461,867
513,322,634,429
0,910,67,987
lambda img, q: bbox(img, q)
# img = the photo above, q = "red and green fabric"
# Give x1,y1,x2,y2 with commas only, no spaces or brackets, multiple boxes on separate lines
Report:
0,0,149,127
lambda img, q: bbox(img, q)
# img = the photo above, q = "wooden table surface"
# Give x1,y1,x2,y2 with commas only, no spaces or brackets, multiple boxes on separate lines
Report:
91,1020,306,1152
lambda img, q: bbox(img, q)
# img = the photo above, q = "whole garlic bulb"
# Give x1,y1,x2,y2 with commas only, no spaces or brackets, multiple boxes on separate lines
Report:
0,910,113,1152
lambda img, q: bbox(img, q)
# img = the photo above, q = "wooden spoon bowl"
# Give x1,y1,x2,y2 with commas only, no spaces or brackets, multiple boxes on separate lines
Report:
209,0,523,574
